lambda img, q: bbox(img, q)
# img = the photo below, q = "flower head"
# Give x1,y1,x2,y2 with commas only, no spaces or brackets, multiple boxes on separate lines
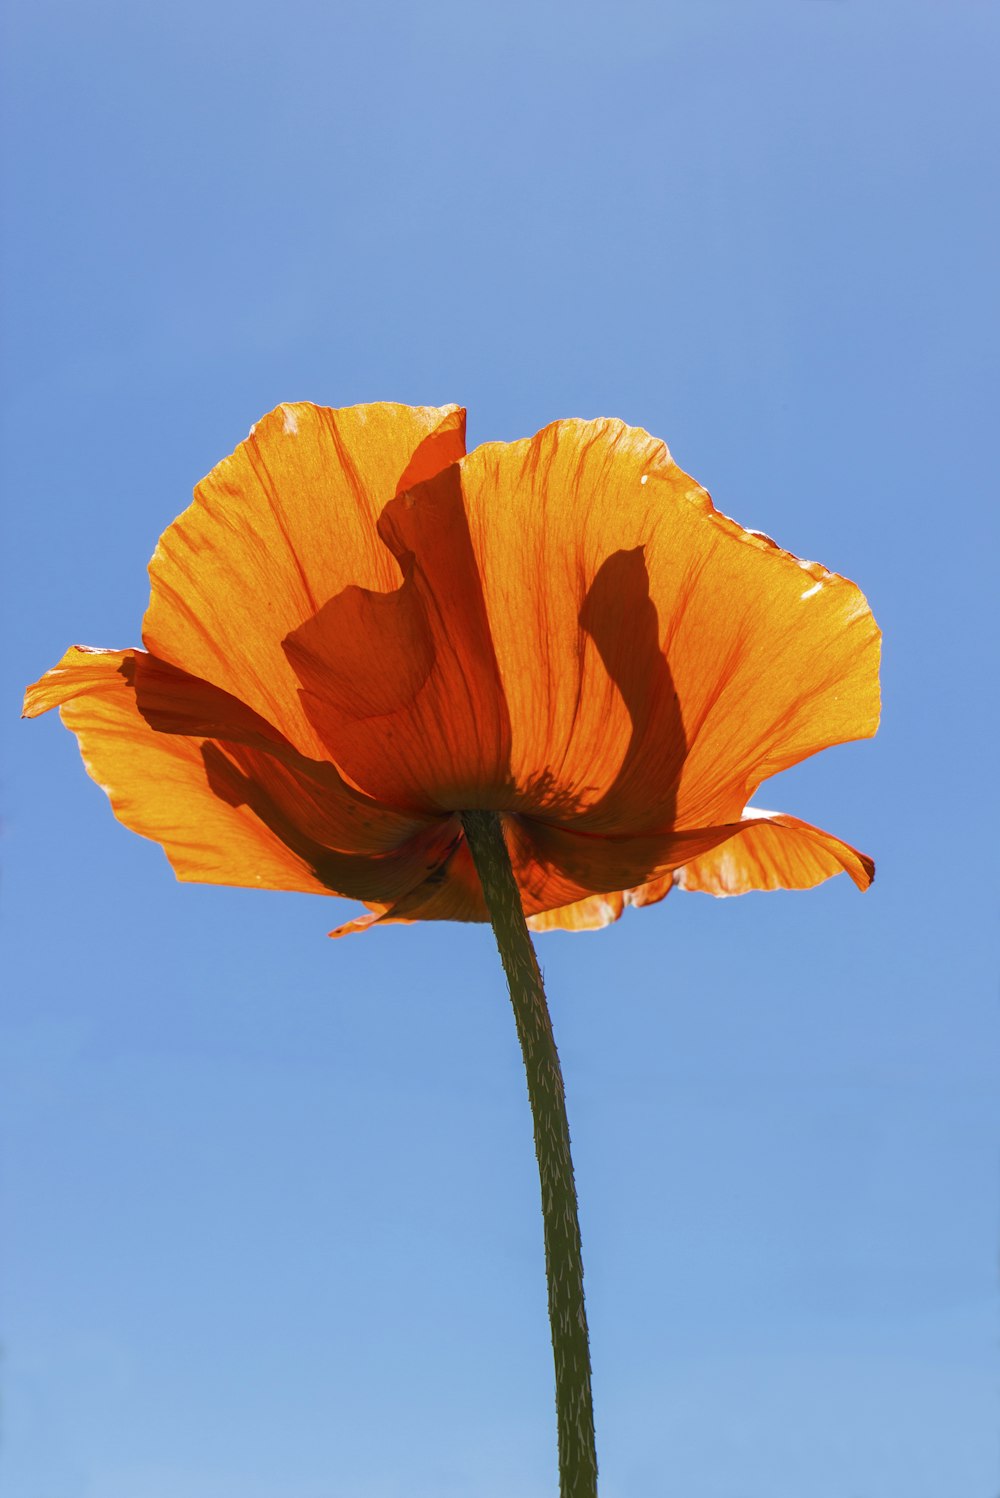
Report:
24,402,879,934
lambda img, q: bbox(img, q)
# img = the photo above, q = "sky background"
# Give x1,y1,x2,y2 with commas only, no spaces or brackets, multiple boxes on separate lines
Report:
2,1,998,1494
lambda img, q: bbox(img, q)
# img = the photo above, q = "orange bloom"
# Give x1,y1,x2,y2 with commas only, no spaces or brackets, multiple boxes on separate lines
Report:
24,402,879,934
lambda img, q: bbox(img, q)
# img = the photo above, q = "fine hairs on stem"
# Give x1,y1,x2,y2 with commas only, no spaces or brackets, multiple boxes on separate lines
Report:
461,809,598,1498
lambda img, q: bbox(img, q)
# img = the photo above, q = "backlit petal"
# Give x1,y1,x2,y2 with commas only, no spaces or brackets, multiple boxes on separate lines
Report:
436,420,680,824
24,647,459,899
673,807,874,894
283,465,511,812
143,402,466,764
399,418,879,833
526,875,674,933
521,807,873,934
27,405,879,937
327,816,694,937
330,806,871,938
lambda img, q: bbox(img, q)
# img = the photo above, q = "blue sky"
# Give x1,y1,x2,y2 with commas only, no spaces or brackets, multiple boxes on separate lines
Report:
2,1,998,1494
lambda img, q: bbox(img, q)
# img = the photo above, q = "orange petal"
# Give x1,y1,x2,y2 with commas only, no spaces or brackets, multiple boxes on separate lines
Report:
526,875,674,933
674,807,874,894
23,644,137,717
324,803,870,938
143,402,466,763
24,647,459,900
326,817,681,938
284,466,511,812
524,808,873,931
329,906,402,938
400,418,878,834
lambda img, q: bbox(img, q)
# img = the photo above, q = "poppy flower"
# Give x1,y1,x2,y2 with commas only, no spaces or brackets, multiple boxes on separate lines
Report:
23,401,880,932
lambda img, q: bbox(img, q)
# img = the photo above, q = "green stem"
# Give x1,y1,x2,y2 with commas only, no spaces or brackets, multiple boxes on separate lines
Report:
461,810,598,1498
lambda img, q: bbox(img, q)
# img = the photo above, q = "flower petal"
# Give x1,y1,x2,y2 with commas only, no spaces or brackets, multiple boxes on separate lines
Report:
313,420,677,819
523,806,874,933
673,807,874,894
327,816,691,938
283,465,511,812
143,402,466,763
24,647,459,900
525,875,674,933
448,420,682,826
400,417,879,834
324,802,871,938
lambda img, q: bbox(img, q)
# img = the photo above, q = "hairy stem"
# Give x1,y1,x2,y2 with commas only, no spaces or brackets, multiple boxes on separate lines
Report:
461,810,598,1498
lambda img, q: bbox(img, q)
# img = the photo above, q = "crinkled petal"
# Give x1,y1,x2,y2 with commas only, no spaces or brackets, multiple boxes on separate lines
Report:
393,417,879,833
526,806,874,932
23,647,459,899
516,804,873,902
143,402,466,764
526,875,674,933
283,465,511,812
326,814,713,938
674,807,874,894
328,805,872,937
31,406,879,942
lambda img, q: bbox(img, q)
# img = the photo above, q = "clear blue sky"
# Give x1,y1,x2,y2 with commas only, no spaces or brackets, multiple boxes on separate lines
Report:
2,2,997,1494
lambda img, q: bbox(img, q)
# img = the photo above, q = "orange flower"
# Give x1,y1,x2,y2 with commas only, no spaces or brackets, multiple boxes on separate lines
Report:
24,402,879,933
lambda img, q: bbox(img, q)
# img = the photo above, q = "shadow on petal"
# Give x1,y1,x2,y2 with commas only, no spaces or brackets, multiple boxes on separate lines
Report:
575,546,685,834
201,742,463,903
283,465,513,812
